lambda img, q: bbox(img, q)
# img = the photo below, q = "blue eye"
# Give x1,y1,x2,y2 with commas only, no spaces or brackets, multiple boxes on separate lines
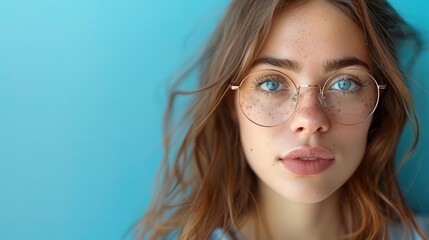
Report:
331,78,358,91
258,79,285,92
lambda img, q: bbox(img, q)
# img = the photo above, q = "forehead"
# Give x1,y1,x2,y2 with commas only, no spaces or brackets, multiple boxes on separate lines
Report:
258,1,371,71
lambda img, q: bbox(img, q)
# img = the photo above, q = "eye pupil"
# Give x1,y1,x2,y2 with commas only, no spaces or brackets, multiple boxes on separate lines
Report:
338,79,351,90
265,80,280,91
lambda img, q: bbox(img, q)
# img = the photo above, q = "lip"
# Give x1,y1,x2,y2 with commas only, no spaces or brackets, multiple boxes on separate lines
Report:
278,146,335,175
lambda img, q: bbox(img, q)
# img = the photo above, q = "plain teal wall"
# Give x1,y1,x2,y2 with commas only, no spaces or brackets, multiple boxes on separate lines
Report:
0,1,427,239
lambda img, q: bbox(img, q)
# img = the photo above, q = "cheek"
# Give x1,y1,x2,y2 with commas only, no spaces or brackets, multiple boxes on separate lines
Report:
236,102,278,166
238,114,270,156
334,123,370,158
329,122,371,185
236,96,258,153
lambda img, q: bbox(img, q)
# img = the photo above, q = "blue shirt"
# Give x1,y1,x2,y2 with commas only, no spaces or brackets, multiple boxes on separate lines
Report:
211,215,429,240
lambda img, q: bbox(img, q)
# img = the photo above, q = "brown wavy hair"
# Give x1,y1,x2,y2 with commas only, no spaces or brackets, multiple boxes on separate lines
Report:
135,0,427,239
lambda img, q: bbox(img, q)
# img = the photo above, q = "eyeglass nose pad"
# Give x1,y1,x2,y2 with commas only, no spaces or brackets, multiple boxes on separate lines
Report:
291,93,299,103
318,92,326,107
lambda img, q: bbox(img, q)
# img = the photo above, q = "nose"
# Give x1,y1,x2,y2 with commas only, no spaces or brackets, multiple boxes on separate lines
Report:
289,86,330,134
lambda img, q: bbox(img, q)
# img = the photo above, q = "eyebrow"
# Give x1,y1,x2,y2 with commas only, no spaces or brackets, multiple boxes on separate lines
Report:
253,57,302,72
253,56,370,73
324,57,370,72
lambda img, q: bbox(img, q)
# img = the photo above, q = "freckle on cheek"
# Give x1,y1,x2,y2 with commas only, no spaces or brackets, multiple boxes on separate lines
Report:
250,148,253,152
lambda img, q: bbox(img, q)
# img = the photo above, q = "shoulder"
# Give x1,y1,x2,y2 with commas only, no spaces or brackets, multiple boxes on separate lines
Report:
211,216,429,240
388,214,429,240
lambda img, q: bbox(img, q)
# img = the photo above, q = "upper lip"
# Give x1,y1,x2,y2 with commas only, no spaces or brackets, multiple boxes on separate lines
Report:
279,146,335,161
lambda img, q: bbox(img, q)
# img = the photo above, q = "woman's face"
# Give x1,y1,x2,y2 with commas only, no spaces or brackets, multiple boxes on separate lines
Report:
236,1,373,204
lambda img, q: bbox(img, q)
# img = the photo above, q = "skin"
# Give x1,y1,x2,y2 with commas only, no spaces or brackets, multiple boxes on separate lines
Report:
236,1,374,239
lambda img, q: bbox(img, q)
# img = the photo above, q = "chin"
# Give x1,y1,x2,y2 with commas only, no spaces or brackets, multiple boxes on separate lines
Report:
287,194,332,204
278,185,340,204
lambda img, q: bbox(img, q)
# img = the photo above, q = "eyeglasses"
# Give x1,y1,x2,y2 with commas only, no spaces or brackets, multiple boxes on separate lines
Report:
231,68,386,127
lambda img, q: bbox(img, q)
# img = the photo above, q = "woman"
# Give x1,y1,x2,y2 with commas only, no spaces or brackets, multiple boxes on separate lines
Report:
137,0,428,239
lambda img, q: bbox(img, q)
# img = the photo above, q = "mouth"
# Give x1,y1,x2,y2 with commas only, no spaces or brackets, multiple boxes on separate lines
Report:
278,146,334,175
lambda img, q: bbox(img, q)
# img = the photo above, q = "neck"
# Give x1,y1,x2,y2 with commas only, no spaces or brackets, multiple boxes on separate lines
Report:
240,181,345,240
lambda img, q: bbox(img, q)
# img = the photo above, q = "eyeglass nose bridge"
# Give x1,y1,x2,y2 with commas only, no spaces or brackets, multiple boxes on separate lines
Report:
294,84,325,106
297,84,323,92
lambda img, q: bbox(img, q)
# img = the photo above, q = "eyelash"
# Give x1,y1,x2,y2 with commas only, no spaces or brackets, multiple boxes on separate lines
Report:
329,74,367,95
252,75,287,95
248,72,370,97
334,74,365,86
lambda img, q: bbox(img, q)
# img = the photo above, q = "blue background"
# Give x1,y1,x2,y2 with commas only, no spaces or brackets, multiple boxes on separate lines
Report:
0,0,427,239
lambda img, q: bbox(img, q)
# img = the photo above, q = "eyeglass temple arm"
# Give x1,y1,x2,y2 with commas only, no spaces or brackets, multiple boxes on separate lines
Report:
231,85,239,90
378,84,387,90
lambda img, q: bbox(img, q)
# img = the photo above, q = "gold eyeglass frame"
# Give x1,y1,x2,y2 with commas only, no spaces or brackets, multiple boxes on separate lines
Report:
230,68,386,127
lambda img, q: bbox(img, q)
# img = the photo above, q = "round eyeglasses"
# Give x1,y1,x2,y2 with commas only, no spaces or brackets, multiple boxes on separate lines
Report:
230,68,386,127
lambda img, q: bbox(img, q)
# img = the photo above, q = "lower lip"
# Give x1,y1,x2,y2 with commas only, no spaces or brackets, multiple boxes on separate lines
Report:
279,158,333,175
